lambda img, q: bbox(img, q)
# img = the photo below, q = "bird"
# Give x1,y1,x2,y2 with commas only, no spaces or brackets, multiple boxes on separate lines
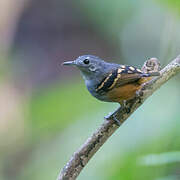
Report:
63,55,160,107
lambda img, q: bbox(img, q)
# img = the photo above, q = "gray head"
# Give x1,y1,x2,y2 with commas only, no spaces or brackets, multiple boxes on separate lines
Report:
63,55,113,81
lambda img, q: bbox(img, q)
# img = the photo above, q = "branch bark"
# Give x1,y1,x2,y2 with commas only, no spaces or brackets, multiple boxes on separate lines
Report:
57,55,180,180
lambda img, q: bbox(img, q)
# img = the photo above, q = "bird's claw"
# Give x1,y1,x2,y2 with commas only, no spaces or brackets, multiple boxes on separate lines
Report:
104,112,121,126
104,112,113,120
112,114,121,126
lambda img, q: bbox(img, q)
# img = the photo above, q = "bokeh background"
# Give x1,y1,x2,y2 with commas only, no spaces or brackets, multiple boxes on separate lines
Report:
0,0,180,179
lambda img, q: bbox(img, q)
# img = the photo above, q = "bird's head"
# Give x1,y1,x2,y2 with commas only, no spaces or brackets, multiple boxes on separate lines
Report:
63,55,109,80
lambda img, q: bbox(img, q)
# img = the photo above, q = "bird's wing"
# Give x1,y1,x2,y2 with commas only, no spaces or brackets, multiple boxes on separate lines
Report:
96,65,148,92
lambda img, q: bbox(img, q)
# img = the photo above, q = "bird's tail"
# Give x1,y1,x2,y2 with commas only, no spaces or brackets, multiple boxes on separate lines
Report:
141,71,160,77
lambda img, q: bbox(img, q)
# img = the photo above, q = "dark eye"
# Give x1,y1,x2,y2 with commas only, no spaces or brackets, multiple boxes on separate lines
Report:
83,59,89,64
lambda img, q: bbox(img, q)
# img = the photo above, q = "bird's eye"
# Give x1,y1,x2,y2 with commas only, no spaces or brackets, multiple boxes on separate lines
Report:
83,59,90,64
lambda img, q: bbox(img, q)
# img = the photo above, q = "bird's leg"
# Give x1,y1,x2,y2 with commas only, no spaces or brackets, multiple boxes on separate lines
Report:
112,114,121,126
104,108,121,126
104,101,127,126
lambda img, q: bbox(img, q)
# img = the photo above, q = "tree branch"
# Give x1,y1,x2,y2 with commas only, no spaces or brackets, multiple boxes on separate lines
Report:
57,55,180,180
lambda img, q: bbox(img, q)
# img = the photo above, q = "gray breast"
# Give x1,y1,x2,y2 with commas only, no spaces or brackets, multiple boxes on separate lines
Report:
85,80,112,102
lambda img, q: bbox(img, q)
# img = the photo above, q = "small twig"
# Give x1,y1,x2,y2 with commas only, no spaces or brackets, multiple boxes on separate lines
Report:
57,55,180,180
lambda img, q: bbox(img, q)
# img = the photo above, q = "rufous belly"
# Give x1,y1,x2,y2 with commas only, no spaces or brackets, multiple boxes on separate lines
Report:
107,77,151,103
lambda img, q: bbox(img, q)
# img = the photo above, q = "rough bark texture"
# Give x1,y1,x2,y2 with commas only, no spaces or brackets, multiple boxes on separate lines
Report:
57,55,180,180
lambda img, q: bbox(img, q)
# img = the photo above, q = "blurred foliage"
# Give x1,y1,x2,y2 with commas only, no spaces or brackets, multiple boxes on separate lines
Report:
76,0,136,41
103,127,180,180
29,81,103,141
158,0,180,15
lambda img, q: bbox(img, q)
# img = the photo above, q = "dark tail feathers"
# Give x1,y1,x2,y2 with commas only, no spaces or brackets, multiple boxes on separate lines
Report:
141,71,160,77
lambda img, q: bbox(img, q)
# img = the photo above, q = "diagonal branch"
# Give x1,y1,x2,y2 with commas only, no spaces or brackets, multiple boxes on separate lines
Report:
57,55,180,180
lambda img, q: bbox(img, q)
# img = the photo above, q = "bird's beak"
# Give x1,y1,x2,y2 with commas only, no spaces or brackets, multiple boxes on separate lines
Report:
62,61,76,66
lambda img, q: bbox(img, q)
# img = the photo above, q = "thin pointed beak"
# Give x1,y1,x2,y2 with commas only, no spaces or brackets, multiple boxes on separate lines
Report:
62,61,76,66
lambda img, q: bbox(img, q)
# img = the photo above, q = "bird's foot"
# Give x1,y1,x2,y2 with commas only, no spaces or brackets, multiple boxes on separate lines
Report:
104,111,121,126
112,114,121,126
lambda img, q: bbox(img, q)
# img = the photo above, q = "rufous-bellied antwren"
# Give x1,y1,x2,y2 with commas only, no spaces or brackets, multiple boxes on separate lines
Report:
63,55,160,123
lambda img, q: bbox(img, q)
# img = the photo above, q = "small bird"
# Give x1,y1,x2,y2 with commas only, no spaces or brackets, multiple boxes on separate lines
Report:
63,55,160,106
